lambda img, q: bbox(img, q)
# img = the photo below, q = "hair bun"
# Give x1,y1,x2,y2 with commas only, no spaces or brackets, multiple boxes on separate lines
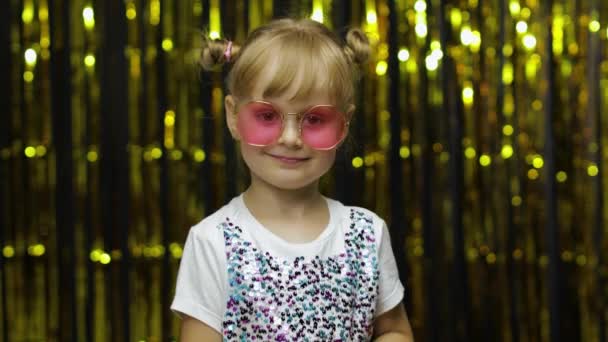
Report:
199,35,240,71
344,28,370,65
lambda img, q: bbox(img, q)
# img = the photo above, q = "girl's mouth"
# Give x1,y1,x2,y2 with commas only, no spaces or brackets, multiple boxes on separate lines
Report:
267,154,310,164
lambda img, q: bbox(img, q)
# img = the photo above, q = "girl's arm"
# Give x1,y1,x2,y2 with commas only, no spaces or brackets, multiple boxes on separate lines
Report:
372,303,415,342
179,315,222,342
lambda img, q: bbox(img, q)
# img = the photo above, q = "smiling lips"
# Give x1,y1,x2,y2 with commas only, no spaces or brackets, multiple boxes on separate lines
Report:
267,153,310,164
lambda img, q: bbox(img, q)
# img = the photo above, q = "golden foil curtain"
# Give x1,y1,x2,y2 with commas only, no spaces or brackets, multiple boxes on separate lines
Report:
1,0,607,341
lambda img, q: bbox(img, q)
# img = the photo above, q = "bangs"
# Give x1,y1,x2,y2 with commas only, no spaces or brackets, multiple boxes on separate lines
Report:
229,30,354,108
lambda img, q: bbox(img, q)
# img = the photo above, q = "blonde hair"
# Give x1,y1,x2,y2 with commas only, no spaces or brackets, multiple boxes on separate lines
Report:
200,18,370,109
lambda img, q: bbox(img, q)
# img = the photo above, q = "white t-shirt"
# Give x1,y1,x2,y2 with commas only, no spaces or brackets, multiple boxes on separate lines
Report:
171,194,404,339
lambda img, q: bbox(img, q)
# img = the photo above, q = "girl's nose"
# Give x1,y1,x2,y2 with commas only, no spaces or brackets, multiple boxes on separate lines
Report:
277,114,303,148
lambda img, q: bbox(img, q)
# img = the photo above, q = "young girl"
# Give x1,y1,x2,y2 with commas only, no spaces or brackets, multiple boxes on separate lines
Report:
171,18,414,341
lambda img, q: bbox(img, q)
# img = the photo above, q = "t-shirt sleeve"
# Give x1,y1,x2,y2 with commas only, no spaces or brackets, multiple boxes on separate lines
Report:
170,224,227,333
375,220,405,317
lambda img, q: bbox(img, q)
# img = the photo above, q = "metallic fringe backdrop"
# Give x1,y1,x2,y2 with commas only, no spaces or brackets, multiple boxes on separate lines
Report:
1,0,607,341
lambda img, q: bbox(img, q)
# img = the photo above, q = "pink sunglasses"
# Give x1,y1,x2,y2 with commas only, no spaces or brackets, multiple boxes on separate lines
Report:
234,100,349,150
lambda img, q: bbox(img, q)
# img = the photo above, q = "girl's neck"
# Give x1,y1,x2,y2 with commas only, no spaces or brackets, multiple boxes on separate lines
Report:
243,175,325,221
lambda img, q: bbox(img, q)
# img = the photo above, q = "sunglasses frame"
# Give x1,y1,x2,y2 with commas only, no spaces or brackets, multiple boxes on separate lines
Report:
234,99,350,150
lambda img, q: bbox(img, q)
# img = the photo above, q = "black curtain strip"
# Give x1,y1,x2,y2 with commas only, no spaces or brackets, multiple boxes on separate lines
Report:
84,135,94,342
542,0,561,341
345,0,364,207
273,0,290,18
244,0,250,31
222,98,238,201
386,0,409,313
156,2,171,340
497,0,520,341
83,2,95,339
438,0,470,341
475,1,494,340
341,64,365,207
473,0,498,341
0,1,10,147
99,0,114,336
157,1,174,340
419,3,437,342
138,0,148,149
332,0,350,34
353,80,365,207
590,0,605,340
100,1,130,340
49,0,77,340
437,0,457,339
509,16,528,342
332,0,348,203
18,1,34,339
221,0,238,201
137,0,151,337
403,34,417,324
200,0,214,216
0,1,10,340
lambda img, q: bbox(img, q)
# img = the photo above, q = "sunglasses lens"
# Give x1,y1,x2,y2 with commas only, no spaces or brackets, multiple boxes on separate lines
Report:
237,102,282,146
300,106,345,149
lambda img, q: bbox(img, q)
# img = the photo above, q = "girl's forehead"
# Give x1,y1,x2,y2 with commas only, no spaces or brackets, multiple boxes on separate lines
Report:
245,60,338,107
249,84,335,106
230,36,353,108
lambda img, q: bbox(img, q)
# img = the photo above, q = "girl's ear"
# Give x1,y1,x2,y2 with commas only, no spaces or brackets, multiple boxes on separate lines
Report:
345,104,356,122
225,95,240,140
344,104,356,134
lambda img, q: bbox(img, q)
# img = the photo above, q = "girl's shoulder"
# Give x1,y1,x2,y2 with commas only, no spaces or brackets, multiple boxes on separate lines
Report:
325,197,387,233
187,197,241,244
327,197,383,221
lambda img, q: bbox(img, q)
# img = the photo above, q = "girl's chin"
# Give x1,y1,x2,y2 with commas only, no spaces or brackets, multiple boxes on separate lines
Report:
252,173,320,191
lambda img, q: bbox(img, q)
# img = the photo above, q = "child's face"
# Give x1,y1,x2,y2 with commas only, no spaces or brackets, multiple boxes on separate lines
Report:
225,87,351,191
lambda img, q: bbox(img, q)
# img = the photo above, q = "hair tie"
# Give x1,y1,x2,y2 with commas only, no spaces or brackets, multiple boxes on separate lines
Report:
224,41,233,62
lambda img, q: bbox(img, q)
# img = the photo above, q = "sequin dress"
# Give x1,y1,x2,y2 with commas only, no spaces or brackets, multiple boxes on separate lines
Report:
171,195,405,342
220,209,380,341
